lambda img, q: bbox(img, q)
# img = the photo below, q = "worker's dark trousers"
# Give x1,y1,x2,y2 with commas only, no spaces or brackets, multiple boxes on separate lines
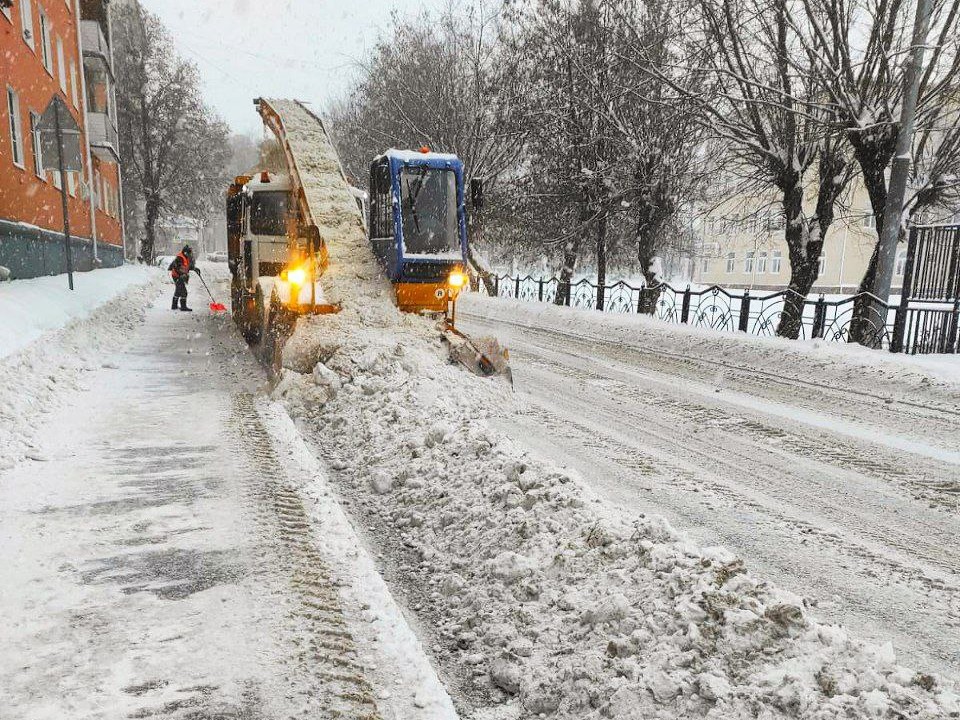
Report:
172,277,188,310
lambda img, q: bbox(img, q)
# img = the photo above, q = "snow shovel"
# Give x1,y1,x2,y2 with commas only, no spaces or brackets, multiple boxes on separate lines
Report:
197,274,227,313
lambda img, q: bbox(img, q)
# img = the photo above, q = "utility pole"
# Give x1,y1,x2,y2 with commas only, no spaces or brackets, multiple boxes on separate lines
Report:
39,95,83,291
863,0,933,342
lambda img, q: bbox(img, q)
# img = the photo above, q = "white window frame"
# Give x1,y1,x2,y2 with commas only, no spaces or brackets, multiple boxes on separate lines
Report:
67,170,77,197
744,251,755,274
756,251,767,274
863,213,876,230
39,11,53,74
725,252,736,273
817,254,826,276
771,250,782,274
70,61,79,108
29,110,44,177
94,169,102,209
7,87,24,168
56,36,67,92
895,250,907,276
52,169,62,189
21,0,35,49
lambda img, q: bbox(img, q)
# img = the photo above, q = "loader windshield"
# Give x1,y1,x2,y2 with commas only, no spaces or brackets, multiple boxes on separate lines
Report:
399,167,460,257
250,191,291,236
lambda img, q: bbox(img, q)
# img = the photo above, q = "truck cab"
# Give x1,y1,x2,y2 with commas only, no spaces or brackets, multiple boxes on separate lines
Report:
227,170,324,342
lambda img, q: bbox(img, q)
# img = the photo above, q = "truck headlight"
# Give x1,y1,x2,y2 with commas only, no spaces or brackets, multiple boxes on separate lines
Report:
287,267,307,286
448,270,467,289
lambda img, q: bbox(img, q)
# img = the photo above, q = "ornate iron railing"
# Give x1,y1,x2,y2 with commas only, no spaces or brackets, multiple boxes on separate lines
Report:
479,274,960,354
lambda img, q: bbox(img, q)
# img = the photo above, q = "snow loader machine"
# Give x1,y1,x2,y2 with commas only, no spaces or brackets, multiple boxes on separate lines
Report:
226,97,509,378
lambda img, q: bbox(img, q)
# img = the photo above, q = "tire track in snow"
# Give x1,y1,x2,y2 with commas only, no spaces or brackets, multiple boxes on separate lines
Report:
228,393,382,720
465,316,960,676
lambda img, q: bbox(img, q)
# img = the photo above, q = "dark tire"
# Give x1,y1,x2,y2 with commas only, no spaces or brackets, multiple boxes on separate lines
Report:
238,286,263,345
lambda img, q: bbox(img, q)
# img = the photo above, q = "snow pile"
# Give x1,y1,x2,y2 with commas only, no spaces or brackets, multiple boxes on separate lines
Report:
0,265,155,360
273,309,957,719
461,293,960,388
0,269,163,471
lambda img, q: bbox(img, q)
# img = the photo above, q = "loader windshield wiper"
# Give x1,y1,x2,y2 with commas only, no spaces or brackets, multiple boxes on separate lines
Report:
404,167,428,233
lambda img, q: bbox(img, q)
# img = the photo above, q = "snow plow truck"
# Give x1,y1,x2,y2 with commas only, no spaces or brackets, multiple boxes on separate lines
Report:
226,98,508,377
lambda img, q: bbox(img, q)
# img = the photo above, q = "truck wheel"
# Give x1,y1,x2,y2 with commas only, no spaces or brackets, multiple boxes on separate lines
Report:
239,288,262,345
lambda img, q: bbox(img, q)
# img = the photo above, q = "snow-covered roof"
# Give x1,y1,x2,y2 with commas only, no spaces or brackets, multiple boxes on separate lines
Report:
244,172,293,192
382,148,461,164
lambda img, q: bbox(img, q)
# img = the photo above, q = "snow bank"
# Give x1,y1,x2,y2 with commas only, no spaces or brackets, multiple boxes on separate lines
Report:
273,300,956,718
0,265,156,360
460,293,960,389
0,269,163,471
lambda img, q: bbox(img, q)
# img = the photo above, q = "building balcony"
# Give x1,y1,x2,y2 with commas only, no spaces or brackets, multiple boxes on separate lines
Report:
87,111,120,163
80,20,112,73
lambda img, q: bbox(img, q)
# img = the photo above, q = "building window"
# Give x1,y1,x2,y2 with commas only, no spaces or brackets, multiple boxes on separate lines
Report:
817,254,826,276
52,169,62,189
56,36,67,91
70,61,79,108
94,170,102,209
863,213,876,229
771,249,782,274
39,11,52,74
744,251,755,274
29,111,44,177
67,171,76,197
757,251,767,273
701,257,709,273
7,87,24,168
725,252,736,273
21,0,35,49
895,250,907,276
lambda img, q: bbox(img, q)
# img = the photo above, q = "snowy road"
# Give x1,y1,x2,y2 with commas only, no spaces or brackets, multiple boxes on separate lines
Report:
460,301,960,680
0,285,452,719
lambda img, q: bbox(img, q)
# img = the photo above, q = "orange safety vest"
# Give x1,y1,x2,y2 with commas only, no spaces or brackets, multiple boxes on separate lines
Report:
170,252,191,280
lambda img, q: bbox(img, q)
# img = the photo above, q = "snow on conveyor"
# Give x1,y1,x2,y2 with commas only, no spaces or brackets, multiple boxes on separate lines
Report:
262,99,395,313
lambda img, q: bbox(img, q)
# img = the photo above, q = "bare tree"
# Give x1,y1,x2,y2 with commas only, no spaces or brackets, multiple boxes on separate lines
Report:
787,0,960,342
327,3,523,288
639,0,855,337
113,1,230,263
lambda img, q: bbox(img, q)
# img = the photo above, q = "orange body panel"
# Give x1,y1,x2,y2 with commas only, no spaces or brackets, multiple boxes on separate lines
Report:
396,282,455,313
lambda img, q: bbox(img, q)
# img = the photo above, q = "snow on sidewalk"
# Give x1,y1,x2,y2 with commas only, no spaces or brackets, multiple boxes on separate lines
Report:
0,265,156,359
273,299,958,719
0,267,164,471
0,288,457,719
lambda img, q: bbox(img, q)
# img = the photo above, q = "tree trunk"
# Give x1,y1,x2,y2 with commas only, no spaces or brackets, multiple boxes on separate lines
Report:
143,197,160,265
637,256,662,315
555,240,578,306
775,183,822,339
595,212,607,310
848,133,895,345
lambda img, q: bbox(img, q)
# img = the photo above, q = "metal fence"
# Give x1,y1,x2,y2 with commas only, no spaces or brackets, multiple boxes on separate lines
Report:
480,274,960,354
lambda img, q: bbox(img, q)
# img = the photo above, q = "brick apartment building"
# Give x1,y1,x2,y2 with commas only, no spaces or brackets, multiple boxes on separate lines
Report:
0,0,124,279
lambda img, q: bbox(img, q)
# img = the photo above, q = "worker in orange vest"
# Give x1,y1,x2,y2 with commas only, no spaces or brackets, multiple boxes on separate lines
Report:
168,245,201,311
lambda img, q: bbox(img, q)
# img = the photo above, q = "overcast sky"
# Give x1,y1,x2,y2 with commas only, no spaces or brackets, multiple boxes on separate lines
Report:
140,0,446,136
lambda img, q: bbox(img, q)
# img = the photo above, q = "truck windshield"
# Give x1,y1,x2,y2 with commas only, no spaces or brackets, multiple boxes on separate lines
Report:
399,167,460,257
249,191,290,236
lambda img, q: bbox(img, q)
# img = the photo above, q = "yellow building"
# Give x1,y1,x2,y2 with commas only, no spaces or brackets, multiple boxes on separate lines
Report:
690,180,948,294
